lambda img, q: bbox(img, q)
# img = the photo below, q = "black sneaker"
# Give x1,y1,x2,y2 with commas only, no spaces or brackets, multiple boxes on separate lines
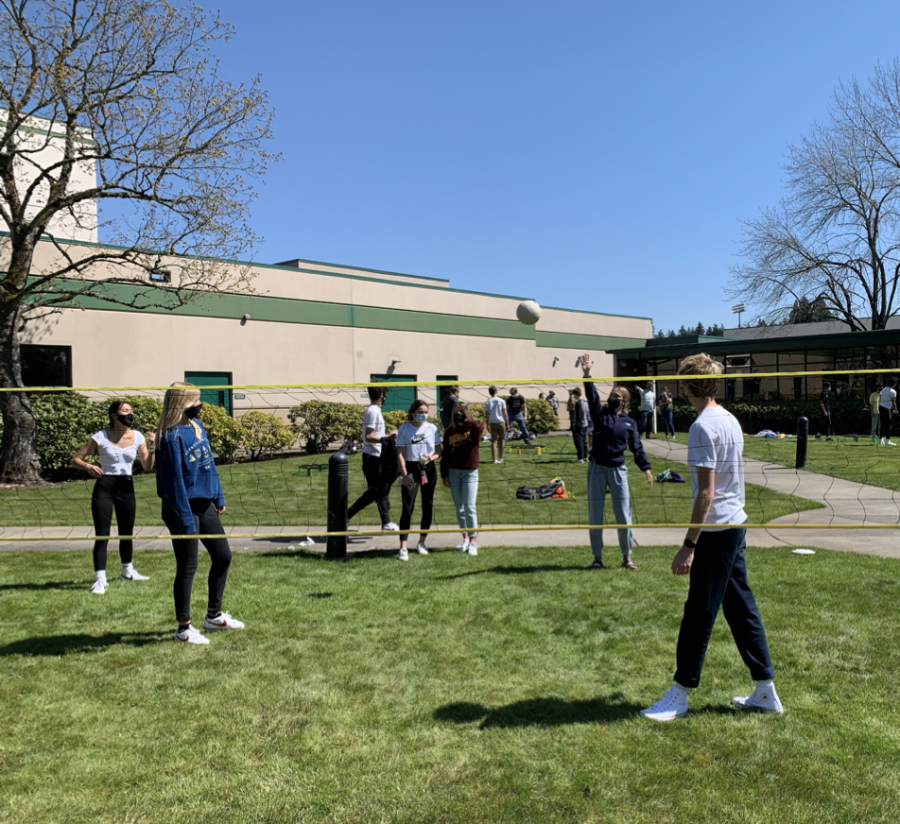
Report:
589,559,605,570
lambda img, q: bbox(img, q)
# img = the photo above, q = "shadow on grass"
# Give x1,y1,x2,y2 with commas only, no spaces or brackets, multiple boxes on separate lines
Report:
0,631,169,656
435,694,644,727
0,580,85,593
435,696,739,727
439,564,587,580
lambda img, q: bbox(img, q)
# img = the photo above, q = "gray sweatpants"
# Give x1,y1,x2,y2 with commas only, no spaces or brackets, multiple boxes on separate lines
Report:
587,462,634,560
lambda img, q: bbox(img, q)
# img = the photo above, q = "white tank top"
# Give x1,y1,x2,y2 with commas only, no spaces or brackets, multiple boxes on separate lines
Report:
91,430,145,476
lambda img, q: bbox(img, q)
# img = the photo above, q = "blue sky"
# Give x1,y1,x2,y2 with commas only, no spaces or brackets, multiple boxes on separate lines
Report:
205,0,900,332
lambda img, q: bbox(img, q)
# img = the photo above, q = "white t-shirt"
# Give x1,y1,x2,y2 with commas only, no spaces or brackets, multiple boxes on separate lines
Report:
686,405,746,531
362,404,386,456
879,387,897,411
396,422,441,463
92,430,145,476
639,389,656,412
484,397,507,424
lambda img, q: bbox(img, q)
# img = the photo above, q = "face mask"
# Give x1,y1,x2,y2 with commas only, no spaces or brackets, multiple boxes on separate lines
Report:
454,412,467,423
607,397,621,411
415,413,428,423
185,403,202,419
116,413,134,427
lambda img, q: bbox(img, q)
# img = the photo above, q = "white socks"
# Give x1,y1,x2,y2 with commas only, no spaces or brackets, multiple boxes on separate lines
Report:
122,563,133,576
95,570,106,581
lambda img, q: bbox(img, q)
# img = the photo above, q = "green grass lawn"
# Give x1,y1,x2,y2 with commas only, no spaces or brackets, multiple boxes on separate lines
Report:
1,545,897,823
0,436,822,530
658,430,900,492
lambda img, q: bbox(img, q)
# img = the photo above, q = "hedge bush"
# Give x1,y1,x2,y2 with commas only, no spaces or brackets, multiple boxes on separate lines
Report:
521,397,558,435
288,401,365,454
239,410,296,461
198,404,247,463
669,399,871,435
30,392,106,478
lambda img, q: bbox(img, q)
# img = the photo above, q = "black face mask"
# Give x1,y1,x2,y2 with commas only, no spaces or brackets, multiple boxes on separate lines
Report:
607,397,621,411
116,413,134,427
454,412,467,423
185,403,202,419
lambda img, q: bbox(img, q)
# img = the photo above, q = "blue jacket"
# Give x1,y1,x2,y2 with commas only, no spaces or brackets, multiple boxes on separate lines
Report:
156,421,225,533
584,381,652,471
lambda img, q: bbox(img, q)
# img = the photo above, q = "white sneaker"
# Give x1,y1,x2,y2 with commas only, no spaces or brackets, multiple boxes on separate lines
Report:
456,539,470,552
382,522,399,531
90,577,108,595
468,544,478,556
880,438,886,445
120,567,149,581
203,612,245,631
888,441,897,447
298,536,315,547
640,685,689,722
732,684,784,714
176,624,209,644
416,541,429,555
398,548,409,562
496,459,504,464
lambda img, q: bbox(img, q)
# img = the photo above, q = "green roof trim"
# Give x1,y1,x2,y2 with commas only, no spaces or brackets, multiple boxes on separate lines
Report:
46,279,537,341
539,304,653,322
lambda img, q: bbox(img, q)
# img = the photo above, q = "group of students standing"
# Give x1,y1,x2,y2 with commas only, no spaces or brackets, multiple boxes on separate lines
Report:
73,384,243,645
71,368,783,720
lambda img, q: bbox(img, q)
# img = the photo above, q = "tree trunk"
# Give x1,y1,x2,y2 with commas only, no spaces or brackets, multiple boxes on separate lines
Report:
0,299,43,484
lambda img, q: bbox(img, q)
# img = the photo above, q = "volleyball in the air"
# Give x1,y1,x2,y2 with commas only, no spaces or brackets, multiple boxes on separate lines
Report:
516,300,542,325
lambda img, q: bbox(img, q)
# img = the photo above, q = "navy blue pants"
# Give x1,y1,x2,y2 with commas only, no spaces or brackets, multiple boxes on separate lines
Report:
674,528,775,689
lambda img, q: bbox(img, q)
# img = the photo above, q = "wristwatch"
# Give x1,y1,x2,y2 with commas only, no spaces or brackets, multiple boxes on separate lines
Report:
683,538,697,550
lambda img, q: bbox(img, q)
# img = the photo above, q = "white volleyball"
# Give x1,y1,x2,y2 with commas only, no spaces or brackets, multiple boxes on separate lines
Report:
516,300,542,325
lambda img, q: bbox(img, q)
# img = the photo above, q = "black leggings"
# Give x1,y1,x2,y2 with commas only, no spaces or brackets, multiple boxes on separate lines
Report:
399,461,436,542
91,476,136,572
162,498,232,624
880,407,893,440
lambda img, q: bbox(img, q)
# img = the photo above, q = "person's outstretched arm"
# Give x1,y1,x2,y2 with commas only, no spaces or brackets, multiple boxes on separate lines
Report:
580,353,604,419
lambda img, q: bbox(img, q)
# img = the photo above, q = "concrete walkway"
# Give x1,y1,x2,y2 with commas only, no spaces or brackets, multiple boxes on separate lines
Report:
641,438,900,559
1,437,897,559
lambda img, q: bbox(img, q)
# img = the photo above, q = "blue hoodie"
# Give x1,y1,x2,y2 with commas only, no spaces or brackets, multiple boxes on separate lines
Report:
156,421,225,533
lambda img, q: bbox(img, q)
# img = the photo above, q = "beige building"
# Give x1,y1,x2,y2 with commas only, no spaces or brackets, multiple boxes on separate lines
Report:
18,238,652,413
6,115,652,413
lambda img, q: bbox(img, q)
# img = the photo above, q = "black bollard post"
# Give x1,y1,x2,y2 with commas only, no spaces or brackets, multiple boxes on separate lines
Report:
796,416,808,469
326,450,349,561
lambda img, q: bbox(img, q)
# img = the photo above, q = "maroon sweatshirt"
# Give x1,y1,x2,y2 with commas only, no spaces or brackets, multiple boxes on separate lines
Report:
440,421,483,478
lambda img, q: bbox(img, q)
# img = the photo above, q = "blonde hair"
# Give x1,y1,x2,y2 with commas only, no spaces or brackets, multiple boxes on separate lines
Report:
677,353,723,398
156,382,201,444
612,385,631,405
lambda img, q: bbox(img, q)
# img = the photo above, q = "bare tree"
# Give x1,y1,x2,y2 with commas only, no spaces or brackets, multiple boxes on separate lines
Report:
730,60,900,334
0,0,275,483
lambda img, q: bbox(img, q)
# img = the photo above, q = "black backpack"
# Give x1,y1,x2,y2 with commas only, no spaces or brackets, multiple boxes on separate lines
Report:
516,480,563,500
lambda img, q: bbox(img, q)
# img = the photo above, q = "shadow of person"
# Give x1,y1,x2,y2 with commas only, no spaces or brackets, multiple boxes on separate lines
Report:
438,564,586,580
0,631,168,657
0,580,86,593
434,694,644,728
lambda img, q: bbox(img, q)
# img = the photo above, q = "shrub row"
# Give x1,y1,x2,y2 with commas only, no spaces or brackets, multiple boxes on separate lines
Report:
0,393,298,479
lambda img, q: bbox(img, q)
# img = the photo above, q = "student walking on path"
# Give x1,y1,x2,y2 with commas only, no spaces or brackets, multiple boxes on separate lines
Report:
658,386,675,438
347,386,399,530
483,385,509,463
641,353,781,722
441,401,483,556
636,382,656,439
396,400,442,561
819,382,833,440
879,378,898,446
72,401,155,594
156,383,244,645
579,354,652,571
870,384,883,439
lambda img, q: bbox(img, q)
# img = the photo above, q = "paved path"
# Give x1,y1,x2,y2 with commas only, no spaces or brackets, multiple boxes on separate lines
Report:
641,438,900,559
2,437,897,559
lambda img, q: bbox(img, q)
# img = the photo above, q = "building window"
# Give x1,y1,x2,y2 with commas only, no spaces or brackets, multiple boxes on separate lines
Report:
20,344,72,387
149,268,171,283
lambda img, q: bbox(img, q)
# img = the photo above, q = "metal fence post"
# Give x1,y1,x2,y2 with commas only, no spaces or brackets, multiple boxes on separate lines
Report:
796,416,808,469
326,451,349,560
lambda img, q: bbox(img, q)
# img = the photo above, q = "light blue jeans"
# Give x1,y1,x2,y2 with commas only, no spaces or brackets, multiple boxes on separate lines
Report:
587,462,633,560
448,468,478,538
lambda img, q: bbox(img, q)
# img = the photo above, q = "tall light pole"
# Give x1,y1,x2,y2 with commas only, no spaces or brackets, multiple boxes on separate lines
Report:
731,303,745,328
